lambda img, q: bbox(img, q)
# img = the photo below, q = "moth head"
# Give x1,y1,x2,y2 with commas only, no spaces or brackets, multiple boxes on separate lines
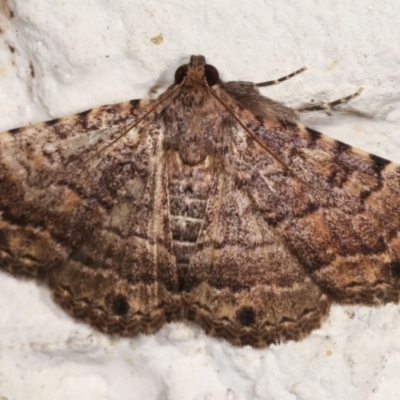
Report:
174,55,220,87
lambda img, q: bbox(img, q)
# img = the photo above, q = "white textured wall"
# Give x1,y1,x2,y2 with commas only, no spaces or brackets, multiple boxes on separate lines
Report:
1,1,400,399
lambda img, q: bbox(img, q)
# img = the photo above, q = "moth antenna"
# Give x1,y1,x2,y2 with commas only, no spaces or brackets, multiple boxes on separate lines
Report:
297,87,364,113
256,66,307,87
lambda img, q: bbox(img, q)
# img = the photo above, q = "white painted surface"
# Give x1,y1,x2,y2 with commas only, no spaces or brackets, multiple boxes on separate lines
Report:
1,1,400,399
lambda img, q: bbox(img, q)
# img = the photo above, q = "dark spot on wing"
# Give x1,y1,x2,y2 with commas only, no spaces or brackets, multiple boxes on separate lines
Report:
336,141,351,153
389,261,400,278
110,294,129,316
130,99,140,108
359,189,371,201
237,307,256,326
277,119,296,129
369,154,390,174
306,127,322,144
45,118,61,126
77,109,92,119
8,127,22,135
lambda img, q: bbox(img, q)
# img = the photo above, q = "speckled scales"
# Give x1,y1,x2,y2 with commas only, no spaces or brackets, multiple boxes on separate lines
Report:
1,55,400,347
0,98,183,335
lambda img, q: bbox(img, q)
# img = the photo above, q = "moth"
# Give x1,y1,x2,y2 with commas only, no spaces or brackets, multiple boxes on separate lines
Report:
1,55,400,348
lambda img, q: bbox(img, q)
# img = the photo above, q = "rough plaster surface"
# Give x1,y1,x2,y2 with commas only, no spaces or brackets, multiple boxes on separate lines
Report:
1,1,400,399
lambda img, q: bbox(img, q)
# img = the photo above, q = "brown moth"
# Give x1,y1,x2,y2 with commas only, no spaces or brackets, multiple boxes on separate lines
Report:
1,55,400,348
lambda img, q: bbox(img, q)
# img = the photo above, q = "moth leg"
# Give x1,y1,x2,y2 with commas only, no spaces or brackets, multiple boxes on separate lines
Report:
256,67,307,87
297,87,363,113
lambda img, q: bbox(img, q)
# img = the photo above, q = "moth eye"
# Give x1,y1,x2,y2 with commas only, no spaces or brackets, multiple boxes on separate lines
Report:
204,64,219,86
174,65,188,84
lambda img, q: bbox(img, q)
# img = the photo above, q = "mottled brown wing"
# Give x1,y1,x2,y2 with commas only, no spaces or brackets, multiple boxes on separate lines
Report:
183,126,331,348
233,108,400,306
0,100,181,336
